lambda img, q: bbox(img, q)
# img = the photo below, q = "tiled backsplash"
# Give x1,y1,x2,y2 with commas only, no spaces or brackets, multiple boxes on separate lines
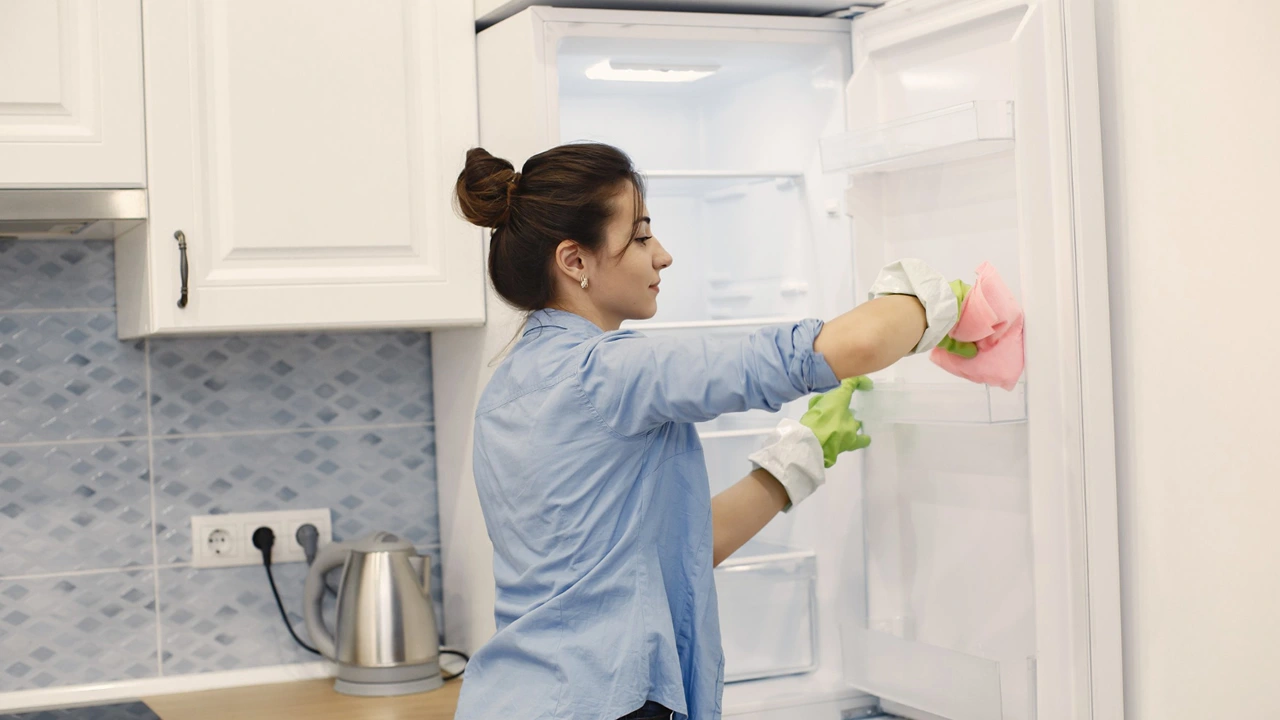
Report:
0,240,442,693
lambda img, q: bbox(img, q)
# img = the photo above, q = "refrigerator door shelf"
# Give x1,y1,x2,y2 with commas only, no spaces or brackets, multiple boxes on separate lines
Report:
716,541,820,684
855,379,1028,425
820,101,1015,175
842,624,1005,720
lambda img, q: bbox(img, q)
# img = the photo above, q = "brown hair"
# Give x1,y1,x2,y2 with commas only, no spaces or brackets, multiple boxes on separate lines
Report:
453,143,646,312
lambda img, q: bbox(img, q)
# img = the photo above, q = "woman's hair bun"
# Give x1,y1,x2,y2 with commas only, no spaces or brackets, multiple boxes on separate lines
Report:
454,147,519,229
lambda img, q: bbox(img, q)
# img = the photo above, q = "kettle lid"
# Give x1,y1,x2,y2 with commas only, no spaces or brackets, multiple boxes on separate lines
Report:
347,531,415,554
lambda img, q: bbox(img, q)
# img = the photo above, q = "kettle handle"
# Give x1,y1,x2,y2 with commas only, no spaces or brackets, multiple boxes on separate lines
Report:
302,541,348,660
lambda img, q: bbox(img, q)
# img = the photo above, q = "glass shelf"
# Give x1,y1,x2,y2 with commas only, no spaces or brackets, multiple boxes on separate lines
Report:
855,379,1027,425
643,171,803,200
716,541,819,683
643,169,805,180
820,101,1014,175
623,316,804,332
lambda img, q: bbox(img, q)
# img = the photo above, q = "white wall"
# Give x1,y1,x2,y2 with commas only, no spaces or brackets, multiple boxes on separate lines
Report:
1094,1,1280,716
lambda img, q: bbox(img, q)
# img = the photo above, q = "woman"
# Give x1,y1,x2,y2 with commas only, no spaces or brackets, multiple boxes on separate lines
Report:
452,143,959,720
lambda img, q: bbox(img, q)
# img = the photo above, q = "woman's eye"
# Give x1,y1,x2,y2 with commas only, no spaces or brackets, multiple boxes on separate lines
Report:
634,235,652,244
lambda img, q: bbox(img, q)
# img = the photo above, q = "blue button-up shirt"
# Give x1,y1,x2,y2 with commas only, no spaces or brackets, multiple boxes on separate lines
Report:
454,308,839,720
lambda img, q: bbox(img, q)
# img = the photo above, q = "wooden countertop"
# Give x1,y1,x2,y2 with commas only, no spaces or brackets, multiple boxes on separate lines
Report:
142,677,461,720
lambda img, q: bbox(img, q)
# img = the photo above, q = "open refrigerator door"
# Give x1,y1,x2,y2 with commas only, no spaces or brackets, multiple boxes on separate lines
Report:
459,3,1120,719
818,2,1120,718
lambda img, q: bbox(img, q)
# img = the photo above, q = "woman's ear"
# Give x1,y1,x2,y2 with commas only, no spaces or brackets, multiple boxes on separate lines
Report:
553,239,586,281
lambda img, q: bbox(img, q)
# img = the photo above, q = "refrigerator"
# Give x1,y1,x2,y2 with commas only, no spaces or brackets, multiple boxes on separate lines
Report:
432,1,1121,718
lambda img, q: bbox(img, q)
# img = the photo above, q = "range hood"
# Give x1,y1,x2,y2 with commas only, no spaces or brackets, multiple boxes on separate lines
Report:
0,189,147,241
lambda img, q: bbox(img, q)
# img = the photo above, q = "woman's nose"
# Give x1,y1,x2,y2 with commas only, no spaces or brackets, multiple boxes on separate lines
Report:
654,238,673,269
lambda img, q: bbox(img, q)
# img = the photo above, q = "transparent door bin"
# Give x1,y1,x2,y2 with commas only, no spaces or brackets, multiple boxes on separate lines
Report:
716,542,818,683
842,625,1005,720
855,379,1027,425
820,101,1014,175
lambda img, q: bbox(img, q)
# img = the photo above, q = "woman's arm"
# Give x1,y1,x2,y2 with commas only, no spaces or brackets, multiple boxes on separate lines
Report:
711,469,789,567
813,294,927,379
711,297,928,565
579,296,927,438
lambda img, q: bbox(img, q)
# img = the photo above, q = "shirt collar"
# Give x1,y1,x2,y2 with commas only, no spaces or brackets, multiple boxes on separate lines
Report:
524,308,606,339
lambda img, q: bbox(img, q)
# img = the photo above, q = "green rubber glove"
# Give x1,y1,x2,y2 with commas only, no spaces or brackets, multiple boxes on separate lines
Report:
937,278,979,358
799,376,873,468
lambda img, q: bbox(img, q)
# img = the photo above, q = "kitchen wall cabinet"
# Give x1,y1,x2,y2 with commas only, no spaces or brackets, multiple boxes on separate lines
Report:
116,0,484,337
0,0,146,188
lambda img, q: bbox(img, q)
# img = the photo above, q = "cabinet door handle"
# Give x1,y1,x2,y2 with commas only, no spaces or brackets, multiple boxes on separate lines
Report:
174,230,189,309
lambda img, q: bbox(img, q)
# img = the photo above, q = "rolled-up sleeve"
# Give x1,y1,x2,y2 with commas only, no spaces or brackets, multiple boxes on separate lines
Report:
577,319,840,437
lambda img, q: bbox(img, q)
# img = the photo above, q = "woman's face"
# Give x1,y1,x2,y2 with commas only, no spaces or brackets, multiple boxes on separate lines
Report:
585,184,672,329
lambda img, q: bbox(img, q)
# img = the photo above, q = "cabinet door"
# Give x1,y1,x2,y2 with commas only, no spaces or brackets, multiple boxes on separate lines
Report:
128,0,483,335
0,0,145,188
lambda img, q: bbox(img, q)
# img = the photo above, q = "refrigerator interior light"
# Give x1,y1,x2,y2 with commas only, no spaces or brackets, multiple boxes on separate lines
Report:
585,60,720,83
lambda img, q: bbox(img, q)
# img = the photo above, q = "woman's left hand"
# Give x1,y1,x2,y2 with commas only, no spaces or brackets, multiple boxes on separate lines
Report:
799,376,873,467
746,377,873,511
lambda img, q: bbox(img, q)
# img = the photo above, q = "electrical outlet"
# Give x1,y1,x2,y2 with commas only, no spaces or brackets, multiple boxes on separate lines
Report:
206,528,234,557
190,509,332,568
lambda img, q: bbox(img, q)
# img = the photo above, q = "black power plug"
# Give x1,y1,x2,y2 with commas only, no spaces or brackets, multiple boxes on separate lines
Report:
295,523,341,597
252,526,275,565
252,524,320,656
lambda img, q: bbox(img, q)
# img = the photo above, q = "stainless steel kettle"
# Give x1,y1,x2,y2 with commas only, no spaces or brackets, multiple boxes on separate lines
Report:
302,531,441,696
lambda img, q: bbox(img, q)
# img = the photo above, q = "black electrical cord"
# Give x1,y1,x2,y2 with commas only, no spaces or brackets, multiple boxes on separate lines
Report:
279,524,464,677
440,648,470,681
253,527,322,656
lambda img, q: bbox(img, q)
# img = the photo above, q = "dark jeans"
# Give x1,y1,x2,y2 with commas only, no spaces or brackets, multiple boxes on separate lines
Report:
618,700,673,720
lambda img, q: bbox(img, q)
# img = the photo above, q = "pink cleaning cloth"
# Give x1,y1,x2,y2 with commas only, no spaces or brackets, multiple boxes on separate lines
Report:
929,262,1025,391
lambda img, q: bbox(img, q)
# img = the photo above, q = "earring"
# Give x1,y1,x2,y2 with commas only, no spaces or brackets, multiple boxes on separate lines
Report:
580,276,589,290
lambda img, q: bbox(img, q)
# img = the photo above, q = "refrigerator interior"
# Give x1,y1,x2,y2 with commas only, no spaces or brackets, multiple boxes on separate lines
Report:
549,9,1037,719
557,30,868,698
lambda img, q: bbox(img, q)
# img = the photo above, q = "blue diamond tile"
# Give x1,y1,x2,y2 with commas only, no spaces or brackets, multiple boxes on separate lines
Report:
149,333,432,435
0,441,151,577
0,571,157,691
0,312,146,443
158,564,328,675
0,240,116,311
153,426,438,564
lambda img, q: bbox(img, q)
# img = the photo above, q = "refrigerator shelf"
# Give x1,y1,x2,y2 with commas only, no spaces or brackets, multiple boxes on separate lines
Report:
856,379,1027,425
719,541,816,572
716,541,819,683
644,171,804,201
644,169,804,180
820,101,1015,175
624,316,803,332
698,427,775,441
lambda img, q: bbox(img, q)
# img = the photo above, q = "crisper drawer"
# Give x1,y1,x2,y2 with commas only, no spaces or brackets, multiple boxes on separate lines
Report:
714,541,818,683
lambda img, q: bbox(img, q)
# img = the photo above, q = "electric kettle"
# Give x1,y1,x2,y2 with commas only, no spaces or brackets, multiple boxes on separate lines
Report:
302,531,441,696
